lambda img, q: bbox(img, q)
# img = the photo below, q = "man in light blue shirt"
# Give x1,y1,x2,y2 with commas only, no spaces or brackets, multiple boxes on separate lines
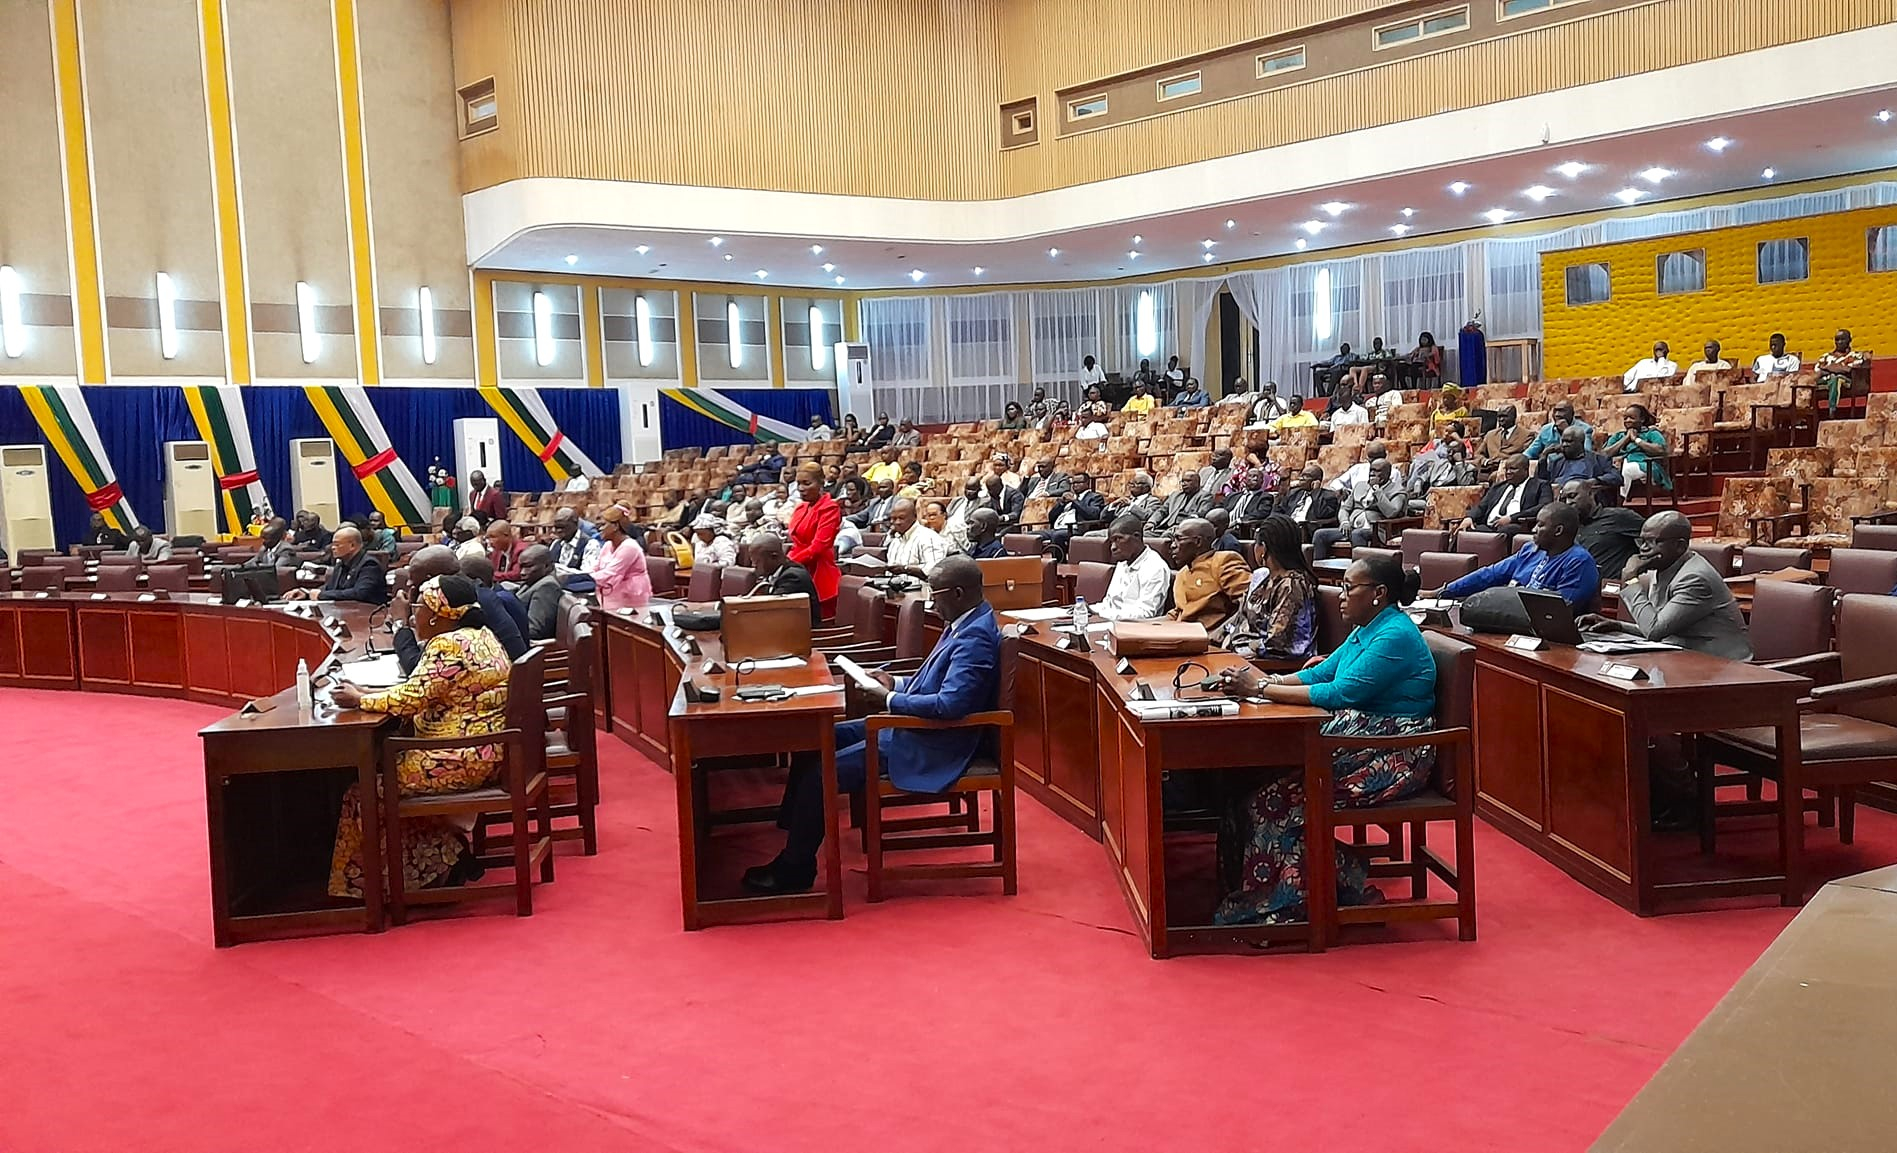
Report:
1523,400,1593,461
1437,502,1600,609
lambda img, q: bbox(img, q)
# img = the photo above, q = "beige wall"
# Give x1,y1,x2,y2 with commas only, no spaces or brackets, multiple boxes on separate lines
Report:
0,0,473,388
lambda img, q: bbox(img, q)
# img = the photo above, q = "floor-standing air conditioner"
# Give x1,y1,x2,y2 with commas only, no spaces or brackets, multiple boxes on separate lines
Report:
0,444,55,553
163,440,219,540
289,437,340,529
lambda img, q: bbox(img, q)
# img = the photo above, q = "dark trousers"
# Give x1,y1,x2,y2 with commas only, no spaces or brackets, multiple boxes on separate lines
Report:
776,719,886,876
1311,525,1376,560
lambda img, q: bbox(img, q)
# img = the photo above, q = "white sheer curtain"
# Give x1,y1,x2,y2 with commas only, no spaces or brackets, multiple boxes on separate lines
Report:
1378,246,1469,378
933,292,1019,422
1029,288,1102,390
863,295,932,421
1176,276,1225,390
1103,282,1177,376
1482,236,1566,339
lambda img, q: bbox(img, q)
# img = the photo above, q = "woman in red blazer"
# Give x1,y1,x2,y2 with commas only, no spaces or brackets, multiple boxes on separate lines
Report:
786,461,842,620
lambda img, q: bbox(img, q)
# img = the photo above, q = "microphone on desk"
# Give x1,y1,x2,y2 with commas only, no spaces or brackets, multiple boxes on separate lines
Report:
362,602,391,654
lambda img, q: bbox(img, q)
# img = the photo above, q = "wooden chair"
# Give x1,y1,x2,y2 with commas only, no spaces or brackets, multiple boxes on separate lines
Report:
542,622,601,854
646,555,678,596
1397,529,1449,569
1328,631,1477,941
719,566,757,599
382,647,554,924
1418,551,1478,589
1452,531,1510,567
1746,580,1836,664
862,636,1018,901
1826,548,1897,596
686,563,722,602
1068,536,1110,565
21,567,65,592
95,565,140,592
1737,546,1813,576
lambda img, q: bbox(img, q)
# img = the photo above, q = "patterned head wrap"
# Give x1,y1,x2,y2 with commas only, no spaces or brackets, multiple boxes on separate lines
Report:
417,576,473,622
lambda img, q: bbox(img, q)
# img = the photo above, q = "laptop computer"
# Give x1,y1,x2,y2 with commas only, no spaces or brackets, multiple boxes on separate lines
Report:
220,567,281,605
1517,588,1583,645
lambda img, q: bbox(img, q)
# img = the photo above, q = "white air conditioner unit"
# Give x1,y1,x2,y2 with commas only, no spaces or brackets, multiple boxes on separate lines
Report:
452,417,502,500
163,440,219,540
289,437,340,529
0,444,55,553
834,341,872,424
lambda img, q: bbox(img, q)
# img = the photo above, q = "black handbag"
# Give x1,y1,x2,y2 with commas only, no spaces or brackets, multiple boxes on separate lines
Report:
671,606,723,631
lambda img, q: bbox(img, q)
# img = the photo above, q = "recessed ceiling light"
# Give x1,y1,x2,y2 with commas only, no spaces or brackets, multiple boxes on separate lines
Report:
634,244,649,255
1641,167,1674,184
971,266,985,276
1224,219,1237,230
821,262,835,272
723,253,734,261
1127,250,1140,259
1614,187,1648,204
810,244,824,255
1390,224,1411,236
908,269,926,282
834,275,845,285
1131,234,1143,245
1554,161,1590,179
708,236,723,247
1401,207,1416,218
1299,220,1326,235
754,269,769,280
1201,253,1215,262
1878,110,1892,123
1201,239,1216,249
1483,208,1514,224
1523,185,1556,201
1704,136,1733,152
1047,247,1060,258
1448,181,1471,195
1319,201,1351,217
1293,239,1307,250
563,254,578,266
1761,167,1777,180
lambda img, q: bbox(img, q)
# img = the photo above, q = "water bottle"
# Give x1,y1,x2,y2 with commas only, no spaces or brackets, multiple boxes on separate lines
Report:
1071,595,1089,635
295,659,313,713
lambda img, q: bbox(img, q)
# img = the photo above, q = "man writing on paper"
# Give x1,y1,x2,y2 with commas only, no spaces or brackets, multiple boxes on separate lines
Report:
744,556,1001,894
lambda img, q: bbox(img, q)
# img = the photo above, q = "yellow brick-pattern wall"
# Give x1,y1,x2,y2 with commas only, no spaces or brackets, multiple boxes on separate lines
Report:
1540,205,1897,378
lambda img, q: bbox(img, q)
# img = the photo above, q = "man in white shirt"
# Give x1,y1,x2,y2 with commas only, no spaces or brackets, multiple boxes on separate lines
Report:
1080,355,1106,387
881,498,949,579
1623,341,1679,392
805,415,834,441
1330,441,1402,492
1752,332,1800,380
1076,418,1110,441
1245,380,1292,427
453,517,486,561
1095,516,1171,621
1370,374,1405,424
1682,339,1732,389
1325,383,1371,428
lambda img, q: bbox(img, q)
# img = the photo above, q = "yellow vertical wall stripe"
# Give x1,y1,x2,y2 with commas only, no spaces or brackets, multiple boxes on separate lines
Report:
471,271,499,387
766,295,786,388
677,291,699,388
331,0,380,384
47,0,108,384
842,294,862,343
198,0,252,385
580,283,606,389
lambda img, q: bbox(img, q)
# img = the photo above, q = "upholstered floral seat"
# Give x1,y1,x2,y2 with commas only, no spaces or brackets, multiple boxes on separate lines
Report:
1425,484,1488,527
1766,446,1835,487
1707,476,1793,544
1317,444,1361,478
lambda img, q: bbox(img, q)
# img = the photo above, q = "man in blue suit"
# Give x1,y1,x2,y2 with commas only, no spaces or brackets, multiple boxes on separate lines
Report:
744,555,1002,894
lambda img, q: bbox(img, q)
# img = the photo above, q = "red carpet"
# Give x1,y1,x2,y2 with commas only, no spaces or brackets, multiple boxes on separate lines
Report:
4,688,1895,1153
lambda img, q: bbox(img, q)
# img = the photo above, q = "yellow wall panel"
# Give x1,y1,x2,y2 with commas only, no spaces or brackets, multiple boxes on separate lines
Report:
1540,205,1897,378
0,1,78,377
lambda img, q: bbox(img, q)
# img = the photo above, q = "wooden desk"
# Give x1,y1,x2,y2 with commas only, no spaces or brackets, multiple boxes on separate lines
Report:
1459,629,1810,913
1010,623,1331,957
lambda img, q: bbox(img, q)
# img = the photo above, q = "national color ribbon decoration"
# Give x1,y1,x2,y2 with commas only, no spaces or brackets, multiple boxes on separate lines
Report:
302,384,432,528
477,384,605,483
660,386,806,444
17,384,141,532
181,383,271,533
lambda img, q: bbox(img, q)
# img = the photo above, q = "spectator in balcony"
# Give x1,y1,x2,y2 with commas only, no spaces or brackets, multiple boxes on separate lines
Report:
1080,354,1106,388
1816,329,1872,414
1523,400,1591,461
1601,404,1671,499
1000,401,1029,430
1622,340,1679,392
1683,340,1732,389
1751,331,1801,380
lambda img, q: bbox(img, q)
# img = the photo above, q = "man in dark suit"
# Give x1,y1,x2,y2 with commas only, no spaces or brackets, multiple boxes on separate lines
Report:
1039,472,1109,559
1019,457,1072,502
1222,468,1275,532
745,532,821,626
1455,453,1553,539
1149,471,1216,533
977,473,1025,528
964,508,1008,559
391,545,528,674
284,524,387,604
516,544,565,641
745,556,1001,893
1274,464,1340,540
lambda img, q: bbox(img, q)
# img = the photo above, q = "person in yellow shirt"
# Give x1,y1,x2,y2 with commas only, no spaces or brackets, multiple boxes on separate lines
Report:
1430,383,1470,426
864,446,904,486
1268,395,1318,433
1121,383,1157,414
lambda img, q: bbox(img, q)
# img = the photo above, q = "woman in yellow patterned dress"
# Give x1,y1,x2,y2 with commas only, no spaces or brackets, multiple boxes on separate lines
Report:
327,574,512,897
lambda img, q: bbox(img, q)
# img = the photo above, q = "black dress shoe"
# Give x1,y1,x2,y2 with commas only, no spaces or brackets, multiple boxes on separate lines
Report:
741,863,815,895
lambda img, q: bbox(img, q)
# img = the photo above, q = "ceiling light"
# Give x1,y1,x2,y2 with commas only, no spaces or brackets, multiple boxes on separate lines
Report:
1523,185,1556,201
1201,239,1216,249
1047,248,1060,258
563,254,578,266
810,244,824,255
1613,187,1648,204
1704,136,1733,152
1299,220,1326,235
0,266,23,358
822,262,835,273
1131,234,1143,245
754,269,769,280
1448,181,1471,195
1201,253,1215,263
708,236,723,246
723,253,733,262
1640,167,1674,184
1319,201,1350,217
909,269,926,282
155,272,179,360
532,291,554,367
1127,250,1140,259
1401,207,1416,218
726,300,743,369
809,305,827,370
835,276,846,285
1483,208,1514,224
1293,239,1307,250
971,266,984,276
295,281,320,364
1224,219,1236,230
634,244,649,256
1554,161,1590,179
1879,110,1892,123
1390,224,1411,236
418,285,437,365
634,295,654,366
1761,167,1776,180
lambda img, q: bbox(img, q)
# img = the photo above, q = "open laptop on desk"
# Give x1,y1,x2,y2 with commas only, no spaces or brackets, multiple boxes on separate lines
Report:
220,567,281,604
1517,588,1584,645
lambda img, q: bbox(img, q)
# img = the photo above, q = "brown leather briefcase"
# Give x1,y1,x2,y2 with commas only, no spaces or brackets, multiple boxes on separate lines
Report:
720,594,813,661
1105,620,1209,658
977,556,1045,611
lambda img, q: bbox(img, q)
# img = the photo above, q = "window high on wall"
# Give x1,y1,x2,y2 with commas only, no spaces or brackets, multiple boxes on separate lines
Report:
1756,238,1810,284
1656,250,1705,295
1564,263,1611,306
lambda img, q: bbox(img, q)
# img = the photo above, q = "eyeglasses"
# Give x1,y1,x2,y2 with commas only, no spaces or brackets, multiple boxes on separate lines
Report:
1340,580,1379,594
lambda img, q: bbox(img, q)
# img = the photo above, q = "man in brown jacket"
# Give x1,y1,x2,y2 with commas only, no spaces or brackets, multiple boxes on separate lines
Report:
1476,405,1536,480
1166,518,1252,631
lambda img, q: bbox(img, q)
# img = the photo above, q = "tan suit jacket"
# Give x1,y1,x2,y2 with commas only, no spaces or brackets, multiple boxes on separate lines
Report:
1168,551,1252,630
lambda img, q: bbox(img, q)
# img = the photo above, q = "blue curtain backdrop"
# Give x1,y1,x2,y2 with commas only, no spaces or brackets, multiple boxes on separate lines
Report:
658,388,832,451
0,384,621,546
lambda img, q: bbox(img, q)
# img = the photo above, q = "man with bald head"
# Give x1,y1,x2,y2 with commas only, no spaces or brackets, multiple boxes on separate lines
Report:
285,523,388,604
389,544,527,672
1578,511,1750,660
747,531,821,626
484,519,526,582
964,507,1007,559
881,497,949,578
1166,517,1251,630
516,543,564,640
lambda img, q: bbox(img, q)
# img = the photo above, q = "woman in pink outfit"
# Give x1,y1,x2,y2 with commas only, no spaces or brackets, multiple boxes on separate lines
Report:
592,504,653,611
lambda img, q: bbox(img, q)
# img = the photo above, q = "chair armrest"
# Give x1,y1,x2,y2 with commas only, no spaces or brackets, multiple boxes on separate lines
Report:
867,710,1014,735
1316,725,1470,752
1760,651,1839,682
1803,673,1897,712
1850,510,1897,526
542,690,587,710
385,729,519,754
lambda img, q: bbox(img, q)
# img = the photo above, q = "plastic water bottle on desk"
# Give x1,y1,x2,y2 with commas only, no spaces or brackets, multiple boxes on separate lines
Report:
1071,596,1089,636
295,659,313,713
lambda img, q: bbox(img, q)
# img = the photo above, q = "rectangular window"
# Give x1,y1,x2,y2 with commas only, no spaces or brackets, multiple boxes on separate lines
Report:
1869,227,1897,273
1011,110,1034,135
1500,0,1578,16
1256,47,1307,77
1656,250,1706,296
1375,6,1470,49
1756,238,1810,285
1564,262,1611,306
1067,95,1108,121
457,78,497,138
1156,72,1202,102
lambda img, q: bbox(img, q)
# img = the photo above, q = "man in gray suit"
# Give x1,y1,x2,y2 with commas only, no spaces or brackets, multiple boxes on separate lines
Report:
1579,511,1751,661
